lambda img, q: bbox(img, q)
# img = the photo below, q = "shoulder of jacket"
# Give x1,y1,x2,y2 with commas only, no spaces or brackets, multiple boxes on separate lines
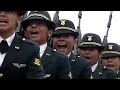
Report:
76,55,91,64
102,65,111,70
102,66,116,73
76,55,86,60
53,50,68,58
21,38,39,46
20,38,40,51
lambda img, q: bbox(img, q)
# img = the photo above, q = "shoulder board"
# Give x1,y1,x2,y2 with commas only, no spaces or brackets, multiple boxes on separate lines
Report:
102,65,111,70
53,49,63,54
53,49,68,57
21,38,32,43
102,66,113,71
20,38,40,47
77,55,86,60
76,55,82,59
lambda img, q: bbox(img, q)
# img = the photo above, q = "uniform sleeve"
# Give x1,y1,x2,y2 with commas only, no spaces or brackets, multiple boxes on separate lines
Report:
26,45,44,79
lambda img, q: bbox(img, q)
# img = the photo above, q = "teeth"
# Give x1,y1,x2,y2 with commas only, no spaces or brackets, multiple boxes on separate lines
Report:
58,42,66,45
32,31,37,33
0,21,6,23
59,43,65,45
30,31,39,35
0,18,7,23
0,18,6,21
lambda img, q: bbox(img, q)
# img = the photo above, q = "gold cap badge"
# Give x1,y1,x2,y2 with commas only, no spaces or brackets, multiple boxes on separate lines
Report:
60,20,66,26
108,45,113,50
87,36,93,41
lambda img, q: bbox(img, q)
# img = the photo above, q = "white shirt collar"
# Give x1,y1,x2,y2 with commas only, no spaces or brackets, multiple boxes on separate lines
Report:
91,62,98,72
39,43,47,57
0,32,15,46
117,70,119,74
67,52,71,58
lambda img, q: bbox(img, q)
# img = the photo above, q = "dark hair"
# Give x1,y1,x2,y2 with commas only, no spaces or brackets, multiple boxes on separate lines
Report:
16,11,26,16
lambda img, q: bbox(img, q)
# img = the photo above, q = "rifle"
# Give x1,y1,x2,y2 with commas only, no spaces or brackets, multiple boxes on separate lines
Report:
18,11,28,37
103,11,113,46
49,11,60,48
74,11,82,55
53,11,59,23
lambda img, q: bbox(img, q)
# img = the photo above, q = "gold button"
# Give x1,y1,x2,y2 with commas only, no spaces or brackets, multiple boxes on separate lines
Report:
0,73,3,78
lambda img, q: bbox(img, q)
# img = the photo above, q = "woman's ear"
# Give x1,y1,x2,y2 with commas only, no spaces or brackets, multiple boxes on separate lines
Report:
48,29,53,37
74,38,77,44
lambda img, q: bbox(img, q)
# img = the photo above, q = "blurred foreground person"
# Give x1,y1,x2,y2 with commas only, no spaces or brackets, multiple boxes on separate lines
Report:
21,11,71,79
0,11,44,79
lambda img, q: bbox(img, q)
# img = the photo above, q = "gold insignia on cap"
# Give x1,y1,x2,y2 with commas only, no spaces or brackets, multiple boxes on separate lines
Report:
34,58,40,65
87,36,93,41
60,20,66,26
108,45,113,50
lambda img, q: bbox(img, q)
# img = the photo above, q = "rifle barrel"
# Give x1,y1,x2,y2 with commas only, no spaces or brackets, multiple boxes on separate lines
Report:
53,11,59,23
75,11,82,55
107,11,113,28
103,11,113,45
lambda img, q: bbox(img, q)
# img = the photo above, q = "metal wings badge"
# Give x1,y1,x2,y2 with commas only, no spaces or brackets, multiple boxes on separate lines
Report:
13,63,26,68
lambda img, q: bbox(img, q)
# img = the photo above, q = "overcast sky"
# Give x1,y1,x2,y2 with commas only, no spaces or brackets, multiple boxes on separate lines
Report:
28,11,120,45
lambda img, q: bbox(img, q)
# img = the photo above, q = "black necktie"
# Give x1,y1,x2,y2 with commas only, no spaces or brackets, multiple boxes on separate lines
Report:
0,40,9,54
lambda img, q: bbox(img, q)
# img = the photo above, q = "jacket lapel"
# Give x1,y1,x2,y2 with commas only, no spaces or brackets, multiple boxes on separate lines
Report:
92,63,103,79
41,46,52,66
1,34,21,68
69,53,76,64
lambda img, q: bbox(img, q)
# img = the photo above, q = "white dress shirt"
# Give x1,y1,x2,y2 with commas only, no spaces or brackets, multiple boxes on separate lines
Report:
67,52,71,58
39,43,47,58
91,62,98,72
117,70,119,74
0,32,15,67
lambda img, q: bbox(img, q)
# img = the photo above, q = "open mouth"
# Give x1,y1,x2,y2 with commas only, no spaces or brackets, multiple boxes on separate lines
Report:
58,45,67,48
107,64,114,67
30,31,39,35
57,42,67,48
0,18,7,24
84,56,90,60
